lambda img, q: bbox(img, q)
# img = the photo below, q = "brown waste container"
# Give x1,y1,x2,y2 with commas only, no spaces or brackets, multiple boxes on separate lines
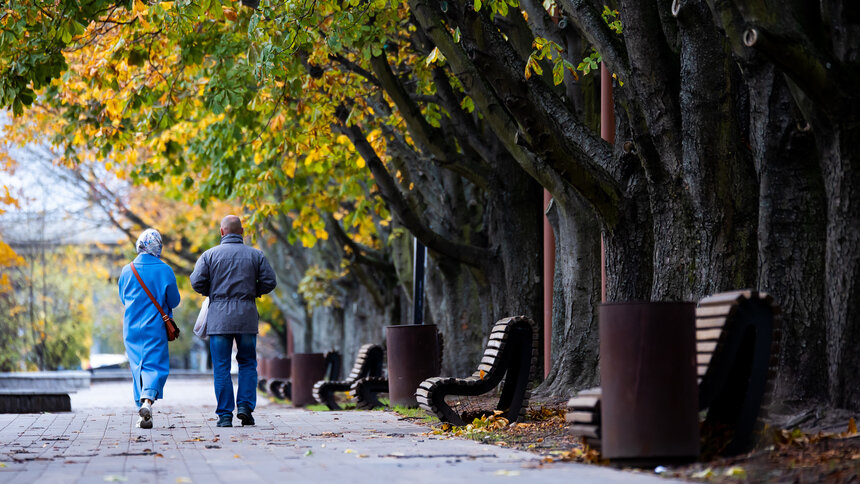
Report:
386,324,441,407
599,301,699,461
291,353,326,407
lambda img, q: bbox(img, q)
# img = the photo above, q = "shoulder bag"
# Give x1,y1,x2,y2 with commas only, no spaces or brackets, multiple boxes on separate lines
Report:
130,263,180,341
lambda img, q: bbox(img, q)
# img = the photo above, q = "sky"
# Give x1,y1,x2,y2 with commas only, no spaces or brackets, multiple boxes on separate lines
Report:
0,113,126,246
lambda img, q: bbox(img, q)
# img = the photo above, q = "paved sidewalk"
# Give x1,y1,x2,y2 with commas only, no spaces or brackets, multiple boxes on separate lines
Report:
0,378,679,483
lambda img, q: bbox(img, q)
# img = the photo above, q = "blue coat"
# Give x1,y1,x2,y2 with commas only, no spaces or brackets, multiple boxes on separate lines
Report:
118,253,180,405
190,234,277,334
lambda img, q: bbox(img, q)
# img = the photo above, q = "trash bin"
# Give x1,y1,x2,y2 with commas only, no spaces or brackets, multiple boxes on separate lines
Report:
599,301,699,461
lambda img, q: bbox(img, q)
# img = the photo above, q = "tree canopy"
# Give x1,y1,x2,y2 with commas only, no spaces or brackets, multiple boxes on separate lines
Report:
2,0,858,410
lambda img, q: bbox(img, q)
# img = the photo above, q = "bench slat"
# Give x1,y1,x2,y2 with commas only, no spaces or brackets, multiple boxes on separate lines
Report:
696,305,736,318
570,424,601,439
696,328,723,341
567,411,599,424
698,290,752,305
697,341,718,352
567,396,601,409
696,317,726,329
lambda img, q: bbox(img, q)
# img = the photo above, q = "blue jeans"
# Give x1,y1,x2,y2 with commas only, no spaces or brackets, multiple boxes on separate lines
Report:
209,334,257,417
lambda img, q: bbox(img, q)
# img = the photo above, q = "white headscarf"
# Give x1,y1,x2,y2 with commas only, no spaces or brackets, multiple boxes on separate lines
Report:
135,228,163,257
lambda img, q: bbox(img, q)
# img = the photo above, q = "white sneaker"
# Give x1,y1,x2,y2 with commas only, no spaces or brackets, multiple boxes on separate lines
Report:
136,416,153,429
139,400,152,420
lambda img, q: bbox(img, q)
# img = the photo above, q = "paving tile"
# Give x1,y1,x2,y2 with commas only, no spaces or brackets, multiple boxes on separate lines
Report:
0,378,688,483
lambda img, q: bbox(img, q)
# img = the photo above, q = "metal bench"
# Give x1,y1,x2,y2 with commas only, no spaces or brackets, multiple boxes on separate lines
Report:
348,332,445,410
351,375,390,410
416,316,538,425
313,344,385,410
567,290,780,456
263,357,292,400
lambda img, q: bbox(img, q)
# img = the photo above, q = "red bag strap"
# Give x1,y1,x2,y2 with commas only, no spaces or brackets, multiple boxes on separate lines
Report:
130,262,169,322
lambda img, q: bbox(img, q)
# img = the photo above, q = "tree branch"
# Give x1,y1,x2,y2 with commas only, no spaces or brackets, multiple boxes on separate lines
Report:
616,0,683,175
555,0,630,80
324,213,396,274
333,106,492,267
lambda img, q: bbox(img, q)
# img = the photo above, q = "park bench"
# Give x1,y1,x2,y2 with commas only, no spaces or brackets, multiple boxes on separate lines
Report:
313,344,385,410
348,332,444,410
416,315,538,425
351,375,390,410
262,357,292,400
264,351,341,402
567,290,780,456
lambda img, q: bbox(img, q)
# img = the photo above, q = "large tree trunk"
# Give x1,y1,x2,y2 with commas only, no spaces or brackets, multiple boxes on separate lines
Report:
747,67,828,403
425,255,488,376
535,189,602,398
818,120,860,410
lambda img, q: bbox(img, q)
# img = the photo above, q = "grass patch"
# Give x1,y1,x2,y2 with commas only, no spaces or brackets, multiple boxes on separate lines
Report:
258,389,291,406
304,404,329,412
389,404,439,423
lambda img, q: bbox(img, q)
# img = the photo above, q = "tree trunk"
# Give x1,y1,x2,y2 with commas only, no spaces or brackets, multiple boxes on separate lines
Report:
535,189,602,397
818,120,860,410
425,254,488,376
747,67,828,403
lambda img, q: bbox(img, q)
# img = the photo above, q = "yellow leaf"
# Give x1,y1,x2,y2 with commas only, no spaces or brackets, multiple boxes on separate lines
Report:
425,47,444,65
356,157,365,169
849,417,857,435
479,370,485,380
724,466,746,478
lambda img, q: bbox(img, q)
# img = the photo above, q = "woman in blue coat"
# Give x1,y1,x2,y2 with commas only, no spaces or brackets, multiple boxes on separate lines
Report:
118,229,180,429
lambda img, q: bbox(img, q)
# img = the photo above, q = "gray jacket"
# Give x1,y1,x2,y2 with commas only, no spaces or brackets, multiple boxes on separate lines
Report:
190,233,277,334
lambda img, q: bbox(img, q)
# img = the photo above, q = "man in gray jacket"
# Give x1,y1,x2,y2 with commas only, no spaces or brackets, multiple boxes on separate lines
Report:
191,215,277,427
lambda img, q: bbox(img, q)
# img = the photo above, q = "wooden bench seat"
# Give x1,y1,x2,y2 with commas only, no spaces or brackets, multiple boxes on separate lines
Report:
313,344,385,410
416,316,538,426
566,290,780,456
351,376,389,410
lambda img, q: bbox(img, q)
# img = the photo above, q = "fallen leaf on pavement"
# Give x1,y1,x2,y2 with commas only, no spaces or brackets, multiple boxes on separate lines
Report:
691,468,714,479
724,466,746,478
103,476,128,482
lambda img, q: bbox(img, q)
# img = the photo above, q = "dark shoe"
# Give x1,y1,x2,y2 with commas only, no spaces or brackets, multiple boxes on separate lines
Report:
237,408,255,426
216,414,233,427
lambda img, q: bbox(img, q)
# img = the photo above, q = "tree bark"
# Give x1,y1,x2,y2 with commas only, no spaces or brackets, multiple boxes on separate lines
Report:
747,66,828,403
535,189,602,397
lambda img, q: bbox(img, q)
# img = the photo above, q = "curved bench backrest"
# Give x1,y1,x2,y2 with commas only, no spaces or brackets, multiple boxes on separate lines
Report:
696,290,780,455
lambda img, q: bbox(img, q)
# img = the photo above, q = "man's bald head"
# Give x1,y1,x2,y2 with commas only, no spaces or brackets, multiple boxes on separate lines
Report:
220,215,244,236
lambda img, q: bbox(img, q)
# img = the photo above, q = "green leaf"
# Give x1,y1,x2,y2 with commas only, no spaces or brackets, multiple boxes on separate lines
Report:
453,27,461,43
474,0,482,11
460,95,475,113
552,60,563,85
